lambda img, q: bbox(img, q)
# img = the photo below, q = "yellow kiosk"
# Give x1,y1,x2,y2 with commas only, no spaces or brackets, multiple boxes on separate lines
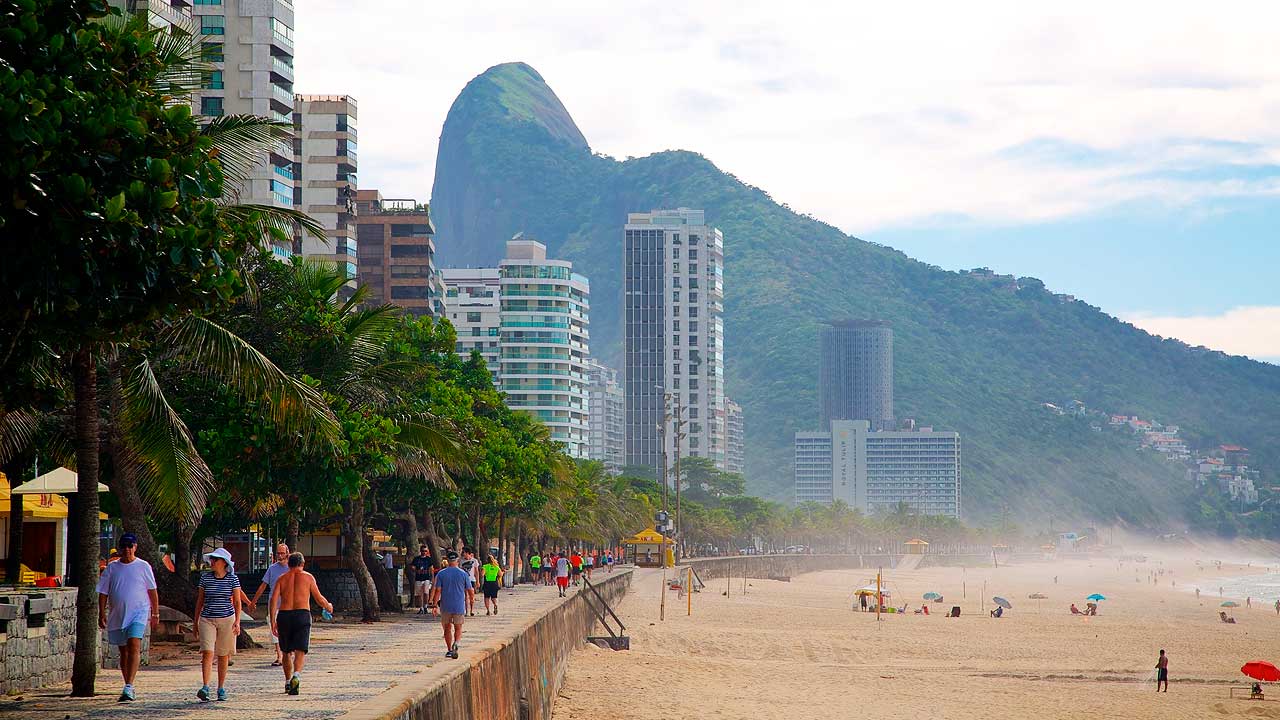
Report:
624,527,675,567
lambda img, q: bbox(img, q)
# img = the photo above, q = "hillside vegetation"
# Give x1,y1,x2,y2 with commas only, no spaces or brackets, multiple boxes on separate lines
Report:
430,62,1280,528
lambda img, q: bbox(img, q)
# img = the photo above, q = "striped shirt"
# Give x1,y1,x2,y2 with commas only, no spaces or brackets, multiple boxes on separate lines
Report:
198,571,241,619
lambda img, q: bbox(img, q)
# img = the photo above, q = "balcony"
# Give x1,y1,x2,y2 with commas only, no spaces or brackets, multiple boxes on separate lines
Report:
271,55,294,81
271,83,294,110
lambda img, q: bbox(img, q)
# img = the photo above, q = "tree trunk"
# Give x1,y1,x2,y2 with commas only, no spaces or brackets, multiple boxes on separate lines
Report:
286,510,300,553
342,492,379,622
421,508,444,572
70,348,101,696
400,507,419,552
363,542,401,612
174,519,196,586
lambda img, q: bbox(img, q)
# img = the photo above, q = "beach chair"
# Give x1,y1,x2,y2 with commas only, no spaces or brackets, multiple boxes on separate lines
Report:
948,606,961,617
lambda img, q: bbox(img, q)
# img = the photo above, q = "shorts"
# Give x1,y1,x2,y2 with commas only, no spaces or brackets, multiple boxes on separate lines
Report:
482,580,500,599
571,566,582,575
277,609,312,655
556,576,569,588
107,621,148,647
1157,668,1168,682
414,579,431,594
440,611,465,627
198,615,237,657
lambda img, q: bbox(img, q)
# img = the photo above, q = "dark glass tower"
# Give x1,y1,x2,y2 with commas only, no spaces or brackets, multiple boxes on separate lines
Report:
819,320,893,429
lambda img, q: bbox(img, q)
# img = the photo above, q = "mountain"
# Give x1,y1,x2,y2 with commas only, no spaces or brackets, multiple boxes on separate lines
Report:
430,62,1280,528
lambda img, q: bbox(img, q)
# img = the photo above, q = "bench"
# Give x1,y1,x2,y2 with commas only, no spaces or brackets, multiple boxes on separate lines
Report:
1229,686,1265,700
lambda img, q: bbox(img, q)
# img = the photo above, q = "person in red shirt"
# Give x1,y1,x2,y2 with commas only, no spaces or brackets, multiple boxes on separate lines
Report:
569,551,583,587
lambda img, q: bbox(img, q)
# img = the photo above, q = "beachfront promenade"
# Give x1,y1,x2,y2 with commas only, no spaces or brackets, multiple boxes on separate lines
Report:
0,571,630,720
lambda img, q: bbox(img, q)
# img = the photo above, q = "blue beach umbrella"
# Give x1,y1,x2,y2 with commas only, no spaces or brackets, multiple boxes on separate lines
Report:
923,592,942,601
1086,593,1106,601
993,596,1012,609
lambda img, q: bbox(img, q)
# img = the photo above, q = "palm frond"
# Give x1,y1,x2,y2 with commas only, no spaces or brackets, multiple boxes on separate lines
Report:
218,203,326,249
392,411,467,470
386,447,456,490
120,359,214,523
200,114,293,192
161,316,341,449
151,23,207,98
0,408,39,465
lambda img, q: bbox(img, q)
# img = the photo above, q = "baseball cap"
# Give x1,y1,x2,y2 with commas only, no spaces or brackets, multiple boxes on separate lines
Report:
446,550,459,561
119,533,138,547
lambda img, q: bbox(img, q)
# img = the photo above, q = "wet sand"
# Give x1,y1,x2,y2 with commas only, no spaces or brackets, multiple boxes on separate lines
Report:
553,555,1280,720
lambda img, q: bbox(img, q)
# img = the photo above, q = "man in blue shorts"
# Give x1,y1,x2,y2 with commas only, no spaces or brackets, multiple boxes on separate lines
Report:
430,551,474,659
97,533,159,702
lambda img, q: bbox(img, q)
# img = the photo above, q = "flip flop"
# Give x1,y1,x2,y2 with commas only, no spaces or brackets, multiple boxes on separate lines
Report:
271,660,282,667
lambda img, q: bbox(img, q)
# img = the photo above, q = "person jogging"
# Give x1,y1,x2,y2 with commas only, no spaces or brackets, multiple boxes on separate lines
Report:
555,551,571,597
569,549,584,586
96,532,158,702
430,551,474,659
584,551,594,580
605,551,614,573
481,554,502,615
250,543,290,666
529,551,541,584
410,546,435,615
459,549,480,616
271,552,334,695
194,548,242,702
542,551,554,585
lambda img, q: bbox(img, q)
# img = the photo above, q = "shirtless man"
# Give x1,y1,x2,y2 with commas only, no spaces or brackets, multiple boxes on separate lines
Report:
271,552,334,695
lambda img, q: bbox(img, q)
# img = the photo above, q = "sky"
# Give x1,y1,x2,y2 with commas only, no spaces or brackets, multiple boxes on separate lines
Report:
294,1,1280,363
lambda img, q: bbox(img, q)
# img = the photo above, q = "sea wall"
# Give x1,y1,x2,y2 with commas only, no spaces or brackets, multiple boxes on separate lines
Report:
341,569,632,720
0,587,77,694
685,554,901,581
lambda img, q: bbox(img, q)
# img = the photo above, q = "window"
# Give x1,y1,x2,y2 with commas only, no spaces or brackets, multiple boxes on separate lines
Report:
689,292,698,303
688,364,697,375
193,0,222,4
689,407,699,419
203,70,223,90
672,292,679,303
672,277,681,288
336,113,350,132
672,263,680,274
672,248,680,259
200,96,224,116
689,378,699,390
689,306,698,317
689,249,698,259
689,321,699,332
672,335,680,346
673,320,681,332
673,350,681,360
390,223,429,237
201,41,224,62
466,312,482,323
688,263,698,274
689,335,698,346
390,286,431,299
689,234,700,245
200,15,225,35
389,245,431,258
689,277,699,289
488,328,500,336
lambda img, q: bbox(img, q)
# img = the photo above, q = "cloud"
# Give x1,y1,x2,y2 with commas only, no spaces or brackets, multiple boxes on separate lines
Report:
1122,306,1280,364
292,2,1280,231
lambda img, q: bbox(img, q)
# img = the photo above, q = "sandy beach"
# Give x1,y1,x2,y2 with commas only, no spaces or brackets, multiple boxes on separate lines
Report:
553,553,1280,720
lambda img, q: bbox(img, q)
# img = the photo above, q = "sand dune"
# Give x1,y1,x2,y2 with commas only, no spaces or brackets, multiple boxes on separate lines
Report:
553,555,1280,720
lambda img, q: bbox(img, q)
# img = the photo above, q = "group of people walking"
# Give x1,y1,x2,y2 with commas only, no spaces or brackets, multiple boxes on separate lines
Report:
409,546,506,659
97,538,333,703
528,549,614,596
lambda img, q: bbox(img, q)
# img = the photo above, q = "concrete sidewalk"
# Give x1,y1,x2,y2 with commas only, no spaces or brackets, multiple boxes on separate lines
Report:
0,577,603,720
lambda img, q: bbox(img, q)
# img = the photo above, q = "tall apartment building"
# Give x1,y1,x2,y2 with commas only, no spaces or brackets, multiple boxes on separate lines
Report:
725,398,745,475
110,0,192,32
356,190,445,318
819,320,894,430
293,95,357,293
624,209,727,475
794,420,961,517
191,0,297,261
586,360,625,475
442,238,592,457
441,268,500,377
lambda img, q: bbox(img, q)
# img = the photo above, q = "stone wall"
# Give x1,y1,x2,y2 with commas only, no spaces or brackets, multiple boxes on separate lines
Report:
0,587,77,694
340,570,632,720
685,553,902,581
239,568,365,613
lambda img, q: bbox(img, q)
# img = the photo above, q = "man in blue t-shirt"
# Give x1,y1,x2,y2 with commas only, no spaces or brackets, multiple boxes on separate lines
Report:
430,551,474,659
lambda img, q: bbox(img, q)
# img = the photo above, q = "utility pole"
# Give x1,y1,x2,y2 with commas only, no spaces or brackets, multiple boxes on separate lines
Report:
672,391,687,556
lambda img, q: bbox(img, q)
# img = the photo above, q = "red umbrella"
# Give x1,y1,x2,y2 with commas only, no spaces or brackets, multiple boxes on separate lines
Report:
1242,661,1280,682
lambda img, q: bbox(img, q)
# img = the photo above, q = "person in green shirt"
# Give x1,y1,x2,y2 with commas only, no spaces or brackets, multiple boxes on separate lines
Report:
481,555,503,615
529,552,541,585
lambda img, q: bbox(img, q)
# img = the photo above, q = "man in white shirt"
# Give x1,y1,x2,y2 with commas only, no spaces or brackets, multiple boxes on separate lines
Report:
250,543,290,666
96,532,159,702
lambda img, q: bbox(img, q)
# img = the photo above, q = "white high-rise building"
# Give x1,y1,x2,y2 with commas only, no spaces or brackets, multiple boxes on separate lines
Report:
191,0,297,260
442,238,591,457
441,268,501,379
293,95,357,293
624,209,727,474
586,360,625,475
794,420,962,518
725,398,744,475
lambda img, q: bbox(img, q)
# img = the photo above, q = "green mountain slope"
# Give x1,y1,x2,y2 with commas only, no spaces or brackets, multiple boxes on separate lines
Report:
430,62,1280,526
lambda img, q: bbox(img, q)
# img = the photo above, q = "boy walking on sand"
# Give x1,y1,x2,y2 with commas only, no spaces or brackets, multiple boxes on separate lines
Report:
1155,650,1169,692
